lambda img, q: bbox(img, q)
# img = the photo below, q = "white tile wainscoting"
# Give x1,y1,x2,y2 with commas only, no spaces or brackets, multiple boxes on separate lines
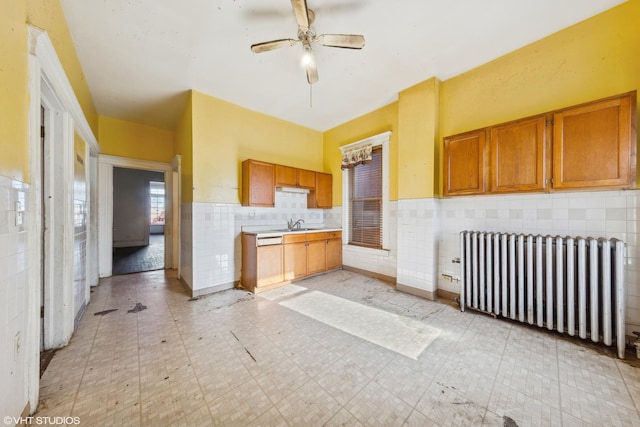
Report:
437,189,640,337
182,188,639,337
185,192,325,295
0,175,30,419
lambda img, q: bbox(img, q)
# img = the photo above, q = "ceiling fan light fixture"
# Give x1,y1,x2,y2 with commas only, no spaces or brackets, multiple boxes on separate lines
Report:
250,0,364,85
301,43,315,67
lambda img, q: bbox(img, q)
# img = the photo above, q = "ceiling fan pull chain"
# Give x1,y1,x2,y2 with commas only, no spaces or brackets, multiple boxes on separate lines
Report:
309,84,313,108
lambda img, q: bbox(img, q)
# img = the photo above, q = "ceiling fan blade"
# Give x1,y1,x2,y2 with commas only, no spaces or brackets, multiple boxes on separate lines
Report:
306,61,319,84
250,39,298,53
316,34,365,49
291,0,310,32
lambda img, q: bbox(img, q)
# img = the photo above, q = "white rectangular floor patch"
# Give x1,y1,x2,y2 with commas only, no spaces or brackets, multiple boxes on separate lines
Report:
280,291,440,359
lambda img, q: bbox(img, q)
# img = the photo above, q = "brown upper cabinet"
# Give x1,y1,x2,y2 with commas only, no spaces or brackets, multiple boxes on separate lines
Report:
275,165,316,189
489,115,549,193
242,159,275,207
443,91,637,196
443,129,486,196
308,172,333,209
243,160,333,208
553,93,636,190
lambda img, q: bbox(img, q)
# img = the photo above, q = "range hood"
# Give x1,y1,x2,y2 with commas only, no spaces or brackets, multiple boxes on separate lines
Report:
276,186,310,194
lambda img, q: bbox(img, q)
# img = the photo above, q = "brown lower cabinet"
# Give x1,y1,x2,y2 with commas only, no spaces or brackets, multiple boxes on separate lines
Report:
242,231,342,293
284,232,328,279
241,234,284,293
326,231,343,271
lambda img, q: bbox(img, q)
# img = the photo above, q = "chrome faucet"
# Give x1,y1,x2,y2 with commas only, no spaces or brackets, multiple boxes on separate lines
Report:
287,218,305,231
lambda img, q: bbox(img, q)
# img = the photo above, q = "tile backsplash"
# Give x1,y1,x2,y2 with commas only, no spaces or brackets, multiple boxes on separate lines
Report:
190,192,324,293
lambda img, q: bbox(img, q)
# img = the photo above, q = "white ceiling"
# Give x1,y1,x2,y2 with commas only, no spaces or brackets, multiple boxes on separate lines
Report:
60,0,626,132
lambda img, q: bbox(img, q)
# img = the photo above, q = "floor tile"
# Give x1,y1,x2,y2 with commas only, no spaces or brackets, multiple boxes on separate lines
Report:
33,269,640,426
344,381,413,426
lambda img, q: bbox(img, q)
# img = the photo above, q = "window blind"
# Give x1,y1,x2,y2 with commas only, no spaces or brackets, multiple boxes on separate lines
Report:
349,146,382,248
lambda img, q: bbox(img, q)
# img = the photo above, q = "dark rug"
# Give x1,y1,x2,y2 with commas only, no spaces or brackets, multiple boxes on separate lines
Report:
112,234,165,275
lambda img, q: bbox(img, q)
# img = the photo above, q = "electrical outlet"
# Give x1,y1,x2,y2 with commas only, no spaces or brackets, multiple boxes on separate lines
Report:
249,210,256,217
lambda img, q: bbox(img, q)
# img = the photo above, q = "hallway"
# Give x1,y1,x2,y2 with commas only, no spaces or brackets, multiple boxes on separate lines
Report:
36,270,640,426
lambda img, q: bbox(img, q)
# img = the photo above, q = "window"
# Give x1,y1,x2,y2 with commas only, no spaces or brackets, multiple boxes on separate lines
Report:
349,147,382,248
341,131,390,251
149,181,165,225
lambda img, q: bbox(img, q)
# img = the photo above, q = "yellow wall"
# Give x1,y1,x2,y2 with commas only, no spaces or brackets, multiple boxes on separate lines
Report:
323,103,399,206
73,132,86,204
98,116,175,163
398,78,440,199
0,0,97,182
26,0,98,136
191,91,323,204
439,0,640,191
322,1,640,201
175,93,194,203
0,2,28,181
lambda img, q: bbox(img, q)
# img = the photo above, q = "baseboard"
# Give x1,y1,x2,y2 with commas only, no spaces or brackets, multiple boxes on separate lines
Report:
191,281,238,298
396,283,435,301
436,288,459,302
178,276,192,296
342,265,396,285
113,239,147,248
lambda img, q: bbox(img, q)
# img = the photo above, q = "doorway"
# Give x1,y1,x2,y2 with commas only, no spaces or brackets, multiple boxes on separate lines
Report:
97,154,179,278
112,168,165,275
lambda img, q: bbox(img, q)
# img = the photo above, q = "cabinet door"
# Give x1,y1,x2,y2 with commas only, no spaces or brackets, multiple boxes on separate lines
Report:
275,164,297,187
306,240,326,275
443,130,486,196
489,115,549,193
242,160,275,207
313,172,333,209
326,238,342,271
257,245,283,286
297,169,316,189
284,242,307,280
553,92,636,190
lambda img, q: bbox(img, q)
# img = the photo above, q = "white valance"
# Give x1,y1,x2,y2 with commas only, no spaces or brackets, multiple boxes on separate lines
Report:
341,144,372,170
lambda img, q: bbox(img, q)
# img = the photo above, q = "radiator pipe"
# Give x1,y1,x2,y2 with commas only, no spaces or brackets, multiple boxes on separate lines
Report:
589,238,599,343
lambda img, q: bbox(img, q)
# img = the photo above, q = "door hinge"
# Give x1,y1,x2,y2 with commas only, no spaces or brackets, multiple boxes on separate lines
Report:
40,306,44,318
40,126,45,138
546,119,554,126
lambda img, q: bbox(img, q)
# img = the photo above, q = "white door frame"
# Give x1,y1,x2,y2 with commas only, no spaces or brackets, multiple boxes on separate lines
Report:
28,26,100,411
171,155,181,278
98,155,180,277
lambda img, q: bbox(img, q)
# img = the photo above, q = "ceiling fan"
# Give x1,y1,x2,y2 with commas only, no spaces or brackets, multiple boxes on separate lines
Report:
250,0,365,85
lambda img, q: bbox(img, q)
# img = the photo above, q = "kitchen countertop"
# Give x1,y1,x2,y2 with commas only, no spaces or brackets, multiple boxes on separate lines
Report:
243,227,342,238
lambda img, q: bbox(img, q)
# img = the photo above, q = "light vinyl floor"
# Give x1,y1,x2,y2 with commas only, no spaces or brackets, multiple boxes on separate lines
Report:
36,270,640,426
